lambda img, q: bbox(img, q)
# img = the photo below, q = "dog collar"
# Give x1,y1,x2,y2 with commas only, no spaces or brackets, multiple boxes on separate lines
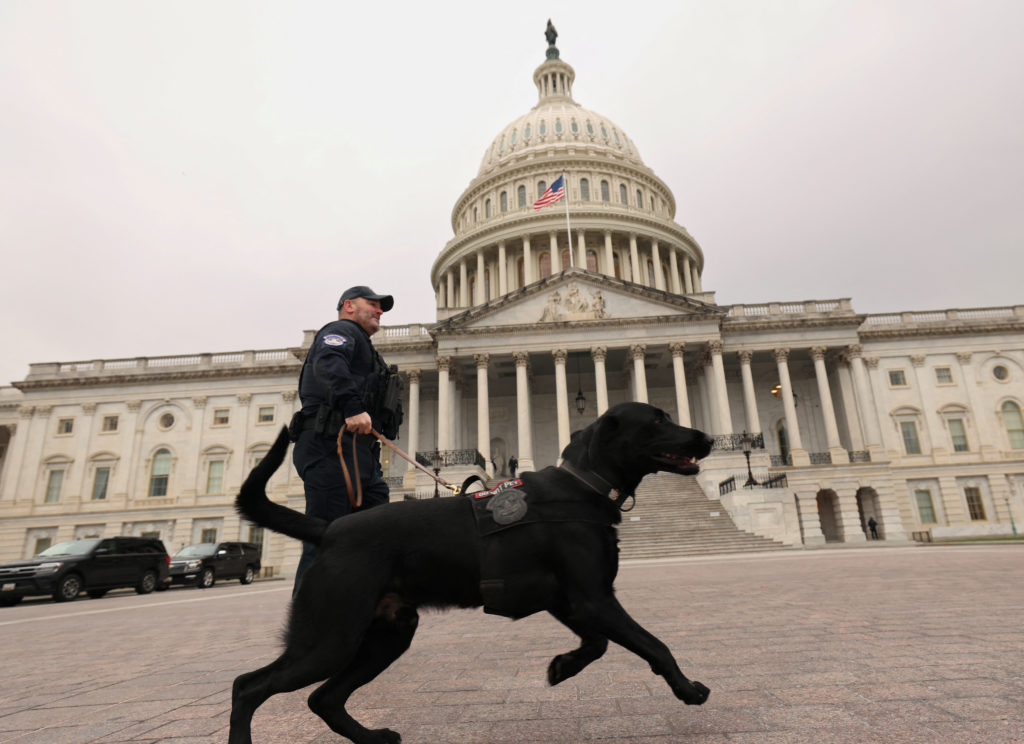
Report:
559,461,621,500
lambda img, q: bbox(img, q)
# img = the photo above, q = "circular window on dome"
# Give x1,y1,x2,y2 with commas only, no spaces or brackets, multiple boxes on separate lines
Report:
159,412,175,430
524,125,531,140
539,121,546,135
555,119,563,133
993,365,1010,381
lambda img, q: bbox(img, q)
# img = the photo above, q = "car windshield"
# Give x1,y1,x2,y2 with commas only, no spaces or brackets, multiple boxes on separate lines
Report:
174,544,217,558
36,539,101,557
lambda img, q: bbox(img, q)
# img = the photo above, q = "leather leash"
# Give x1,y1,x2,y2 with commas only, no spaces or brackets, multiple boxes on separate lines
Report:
337,428,459,508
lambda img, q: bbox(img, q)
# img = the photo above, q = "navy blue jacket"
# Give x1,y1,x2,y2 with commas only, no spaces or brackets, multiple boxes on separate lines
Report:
298,319,380,422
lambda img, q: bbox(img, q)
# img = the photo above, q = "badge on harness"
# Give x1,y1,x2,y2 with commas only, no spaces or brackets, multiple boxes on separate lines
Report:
486,489,528,525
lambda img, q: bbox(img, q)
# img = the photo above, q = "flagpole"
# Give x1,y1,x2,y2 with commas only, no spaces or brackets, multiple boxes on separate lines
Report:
563,173,574,268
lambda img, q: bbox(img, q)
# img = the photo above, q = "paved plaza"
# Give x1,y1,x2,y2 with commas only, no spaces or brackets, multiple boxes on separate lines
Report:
0,543,1022,744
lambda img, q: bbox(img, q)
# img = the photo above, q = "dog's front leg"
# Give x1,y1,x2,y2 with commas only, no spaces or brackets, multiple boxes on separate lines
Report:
575,595,709,705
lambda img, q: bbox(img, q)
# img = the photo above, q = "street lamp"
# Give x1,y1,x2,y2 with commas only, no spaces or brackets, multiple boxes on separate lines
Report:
741,430,758,488
431,450,443,499
574,353,587,415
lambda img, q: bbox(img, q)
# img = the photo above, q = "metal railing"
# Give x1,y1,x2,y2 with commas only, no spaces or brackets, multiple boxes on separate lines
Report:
848,450,871,463
415,449,487,470
809,452,833,465
711,432,765,452
719,472,788,496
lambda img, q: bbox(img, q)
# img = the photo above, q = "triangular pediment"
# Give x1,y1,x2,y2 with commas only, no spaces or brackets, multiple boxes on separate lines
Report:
435,269,725,333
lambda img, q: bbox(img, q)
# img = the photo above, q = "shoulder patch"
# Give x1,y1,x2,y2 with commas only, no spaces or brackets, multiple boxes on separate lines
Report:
322,334,346,347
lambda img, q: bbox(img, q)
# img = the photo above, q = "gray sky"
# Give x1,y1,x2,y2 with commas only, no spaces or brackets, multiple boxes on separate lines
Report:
2,0,1022,388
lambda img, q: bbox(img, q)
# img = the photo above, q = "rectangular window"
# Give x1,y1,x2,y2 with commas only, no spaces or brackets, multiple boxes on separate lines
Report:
200,528,218,543
45,470,64,502
206,460,225,494
965,486,986,521
900,421,921,455
213,409,230,426
935,367,953,384
914,489,937,523
888,370,907,387
948,419,969,452
33,537,52,555
102,415,119,432
258,406,275,423
57,418,74,435
248,526,264,553
92,467,110,500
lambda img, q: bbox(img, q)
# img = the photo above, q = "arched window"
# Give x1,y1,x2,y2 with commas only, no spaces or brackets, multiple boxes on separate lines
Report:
619,184,628,204
613,253,621,279
600,180,610,202
485,199,492,218
500,191,508,213
586,250,598,271
539,252,551,278
561,250,571,270
537,181,547,199
1002,401,1024,448
580,178,590,201
636,188,643,206
517,185,526,207
149,448,171,497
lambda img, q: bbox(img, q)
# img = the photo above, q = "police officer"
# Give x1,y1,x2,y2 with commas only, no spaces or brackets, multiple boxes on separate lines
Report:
290,286,403,589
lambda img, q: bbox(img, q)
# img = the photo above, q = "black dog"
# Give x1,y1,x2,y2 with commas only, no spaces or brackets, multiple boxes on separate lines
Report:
230,402,714,744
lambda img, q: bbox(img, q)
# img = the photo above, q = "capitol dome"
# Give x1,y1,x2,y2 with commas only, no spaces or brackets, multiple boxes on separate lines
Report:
432,24,705,318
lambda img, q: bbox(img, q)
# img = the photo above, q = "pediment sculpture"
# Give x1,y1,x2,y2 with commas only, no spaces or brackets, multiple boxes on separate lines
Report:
539,283,609,322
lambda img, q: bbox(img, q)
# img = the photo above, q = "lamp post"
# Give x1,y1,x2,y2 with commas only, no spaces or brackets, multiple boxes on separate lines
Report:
431,451,443,499
574,353,587,415
741,430,758,488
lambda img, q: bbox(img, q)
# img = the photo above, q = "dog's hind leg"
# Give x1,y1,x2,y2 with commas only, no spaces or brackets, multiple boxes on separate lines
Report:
545,609,609,686
307,608,419,744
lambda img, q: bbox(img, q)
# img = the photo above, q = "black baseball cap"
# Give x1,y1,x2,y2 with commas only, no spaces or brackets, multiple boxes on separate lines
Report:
337,286,394,312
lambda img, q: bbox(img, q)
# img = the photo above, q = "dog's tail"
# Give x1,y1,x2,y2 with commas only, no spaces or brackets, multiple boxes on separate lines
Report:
235,426,328,546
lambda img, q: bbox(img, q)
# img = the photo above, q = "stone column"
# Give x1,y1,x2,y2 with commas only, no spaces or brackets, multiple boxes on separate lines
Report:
0,411,31,502
630,344,648,403
708,341,733,434
591,346,610,415
497,241,507,295
449,374,460,449
834,355,864,452
475,354,492,476
682,255,694,293
738,350,761,435
475,251,486,305
864,357,895,455
651,240,665,290
811,346,849,463
577,228,587,269
911,354,946,457
836,491,868,543
629,234,640,283
795,489,826,546
774,348,809,465
955,352,997,459
436,356,451,451
669,342,691,426
550,232,559,271
459,260,469,307
73,403,98,499
123,400,143,501
404,370,421,481
553,349,571,455
692,264,703,292
184,396,208,502
513,351,534,471
847,345,884,458
446,270,455,309
668,248,681,294
603,231,614,278
523,235,533,285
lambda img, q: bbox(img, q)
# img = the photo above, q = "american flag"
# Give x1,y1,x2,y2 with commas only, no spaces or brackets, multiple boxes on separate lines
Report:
533,174,566,210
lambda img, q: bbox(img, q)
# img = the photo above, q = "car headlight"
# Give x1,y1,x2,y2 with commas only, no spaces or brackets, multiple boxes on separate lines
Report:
186,560,202,570
35,562,63,575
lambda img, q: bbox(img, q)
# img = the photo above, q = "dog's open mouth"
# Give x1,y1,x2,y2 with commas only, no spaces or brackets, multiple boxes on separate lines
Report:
654,452,701,475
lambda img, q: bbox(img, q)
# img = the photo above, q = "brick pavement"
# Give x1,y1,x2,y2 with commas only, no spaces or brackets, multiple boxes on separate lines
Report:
0,543,1022,744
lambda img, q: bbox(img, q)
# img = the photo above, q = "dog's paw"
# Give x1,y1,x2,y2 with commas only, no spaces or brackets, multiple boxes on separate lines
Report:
366,728,401,744
547,654,582,686
682,680,710,706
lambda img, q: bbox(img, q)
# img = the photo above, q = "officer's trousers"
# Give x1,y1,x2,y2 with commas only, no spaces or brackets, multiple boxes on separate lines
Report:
291,429,389,592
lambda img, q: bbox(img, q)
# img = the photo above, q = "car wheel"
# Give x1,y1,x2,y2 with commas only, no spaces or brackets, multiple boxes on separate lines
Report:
240,566,256,585
135,570,158,595
197,567,215,589
53,574,83,602
0,595,23,607
87,589,108,599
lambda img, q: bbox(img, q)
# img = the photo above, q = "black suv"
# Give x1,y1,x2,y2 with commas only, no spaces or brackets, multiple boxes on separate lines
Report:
0,537,171,606
168,542,261,588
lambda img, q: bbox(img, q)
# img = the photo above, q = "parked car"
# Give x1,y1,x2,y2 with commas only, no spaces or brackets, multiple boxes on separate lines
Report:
0,537,171,606
168,542,261,588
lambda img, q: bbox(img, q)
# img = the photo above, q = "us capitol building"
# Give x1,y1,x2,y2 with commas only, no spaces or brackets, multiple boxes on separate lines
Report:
2,28,1022,575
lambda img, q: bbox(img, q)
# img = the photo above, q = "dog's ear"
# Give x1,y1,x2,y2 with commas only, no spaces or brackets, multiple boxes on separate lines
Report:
587,413,619,465
561,427,588,464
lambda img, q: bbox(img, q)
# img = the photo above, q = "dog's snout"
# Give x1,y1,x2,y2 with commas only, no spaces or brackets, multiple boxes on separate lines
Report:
701,434,715,457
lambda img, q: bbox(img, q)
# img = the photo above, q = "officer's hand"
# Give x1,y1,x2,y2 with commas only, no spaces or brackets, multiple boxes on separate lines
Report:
345,411,373,435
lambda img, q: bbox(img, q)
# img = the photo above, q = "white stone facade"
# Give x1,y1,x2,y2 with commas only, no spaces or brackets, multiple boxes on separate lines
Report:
2,37,1023,574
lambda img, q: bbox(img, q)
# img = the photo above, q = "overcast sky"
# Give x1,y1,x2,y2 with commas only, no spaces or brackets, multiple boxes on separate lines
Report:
2,0,1022,388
